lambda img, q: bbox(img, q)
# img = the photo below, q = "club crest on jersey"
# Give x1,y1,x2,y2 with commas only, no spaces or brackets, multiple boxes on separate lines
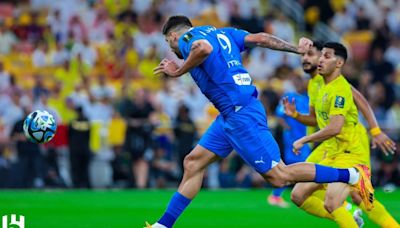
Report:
334,96,345,108
183,33,193,42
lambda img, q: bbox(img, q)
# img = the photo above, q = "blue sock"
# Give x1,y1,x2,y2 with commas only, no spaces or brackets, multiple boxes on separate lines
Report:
158,192,191,228
314,164,350,183
272,187,287,197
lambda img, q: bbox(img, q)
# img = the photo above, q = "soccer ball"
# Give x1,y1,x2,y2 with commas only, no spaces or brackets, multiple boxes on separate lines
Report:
23,110,57,144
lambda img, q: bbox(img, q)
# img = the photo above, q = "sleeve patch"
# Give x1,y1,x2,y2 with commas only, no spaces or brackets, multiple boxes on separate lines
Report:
334,96,345,108
183,32,193,42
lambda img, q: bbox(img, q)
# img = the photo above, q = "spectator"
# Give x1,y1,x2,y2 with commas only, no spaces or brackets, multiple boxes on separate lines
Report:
89,9,114,44
355,7,370,30
68,15,88,42
271,12,294,43
71,37,97,68
32,75,49,102
47,9,68,43
330,6,355,35
155,79,180,119
0,62,11,94
385,37,400,67
173,104,197,174
11,106,44,188
367,47,395,84
0,22,18,55
123,88,154,188
150,142,178,188
68,107,91,188
50,42,69,66
32,41,49,68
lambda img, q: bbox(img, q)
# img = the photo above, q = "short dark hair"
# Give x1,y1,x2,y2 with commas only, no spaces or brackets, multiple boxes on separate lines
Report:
323,42,348,61
312,40,323,51
162,15,193,35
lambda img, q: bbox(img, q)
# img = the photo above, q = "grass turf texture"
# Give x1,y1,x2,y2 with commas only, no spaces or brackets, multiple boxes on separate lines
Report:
0,189,399,227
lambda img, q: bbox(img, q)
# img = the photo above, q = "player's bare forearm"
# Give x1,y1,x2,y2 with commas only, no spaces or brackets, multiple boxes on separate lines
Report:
301,115,344,143
295,113,318,127
351,86,397,154
351,86,378,129
175,40,213,76
245,33,299,54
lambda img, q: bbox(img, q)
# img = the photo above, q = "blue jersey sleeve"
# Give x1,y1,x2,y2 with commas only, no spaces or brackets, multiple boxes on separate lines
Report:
178,31,208,58
221,27,249,52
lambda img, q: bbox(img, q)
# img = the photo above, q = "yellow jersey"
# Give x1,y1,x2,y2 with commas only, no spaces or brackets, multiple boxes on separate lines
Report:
307,74,324,108
314,75,363,158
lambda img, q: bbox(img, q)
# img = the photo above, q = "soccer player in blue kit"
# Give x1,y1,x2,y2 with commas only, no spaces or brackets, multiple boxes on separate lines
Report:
268,76,311,207
147,16,373,228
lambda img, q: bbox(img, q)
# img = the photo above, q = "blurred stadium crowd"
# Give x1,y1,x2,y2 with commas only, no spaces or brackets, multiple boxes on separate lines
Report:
0,0,399,189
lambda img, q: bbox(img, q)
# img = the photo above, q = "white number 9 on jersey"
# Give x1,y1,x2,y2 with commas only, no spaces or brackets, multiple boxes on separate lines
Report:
217,33,232,54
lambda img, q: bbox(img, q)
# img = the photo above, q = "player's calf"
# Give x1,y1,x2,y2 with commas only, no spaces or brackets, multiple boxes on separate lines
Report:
262,162,293,188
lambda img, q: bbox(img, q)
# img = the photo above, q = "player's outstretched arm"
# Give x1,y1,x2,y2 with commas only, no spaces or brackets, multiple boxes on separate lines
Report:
282,96,317,126
351,86,396,155
154,40,213,77
244,33,312,54
293,115,344,154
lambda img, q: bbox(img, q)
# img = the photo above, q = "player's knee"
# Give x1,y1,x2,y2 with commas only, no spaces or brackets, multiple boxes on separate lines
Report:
290,189,305,206
324,194,339,213
183,154,201,175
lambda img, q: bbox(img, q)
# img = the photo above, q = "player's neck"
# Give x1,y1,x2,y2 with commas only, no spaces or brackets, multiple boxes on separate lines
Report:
323,70,341,84
309,70,318,78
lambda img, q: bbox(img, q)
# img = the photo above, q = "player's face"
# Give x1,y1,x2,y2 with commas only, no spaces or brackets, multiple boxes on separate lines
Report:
301,46,320,73
318,48,339,76
165,32,183,59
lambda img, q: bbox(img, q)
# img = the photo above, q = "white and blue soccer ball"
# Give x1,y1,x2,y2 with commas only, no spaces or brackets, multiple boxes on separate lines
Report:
23,110,57,144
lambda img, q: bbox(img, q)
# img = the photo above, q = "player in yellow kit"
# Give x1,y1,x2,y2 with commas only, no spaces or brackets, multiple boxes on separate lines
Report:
287,42,399,227
291,42,371,228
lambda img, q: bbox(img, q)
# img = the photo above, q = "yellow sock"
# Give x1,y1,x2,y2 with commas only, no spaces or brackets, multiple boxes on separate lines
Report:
300,196,333,220
331,207,358,228
359,200,400,228
312,189,326,200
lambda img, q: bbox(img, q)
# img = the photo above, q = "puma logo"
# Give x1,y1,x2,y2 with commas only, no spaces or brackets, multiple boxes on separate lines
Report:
255,157,265,164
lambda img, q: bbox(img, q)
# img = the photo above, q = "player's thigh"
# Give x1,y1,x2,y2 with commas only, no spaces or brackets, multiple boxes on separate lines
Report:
291,182,323,206
224,101,281,174
325,183,350,212
227,121,280,174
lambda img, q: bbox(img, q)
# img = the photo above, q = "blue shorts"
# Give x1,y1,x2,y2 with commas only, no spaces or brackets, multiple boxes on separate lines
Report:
199,98,281,173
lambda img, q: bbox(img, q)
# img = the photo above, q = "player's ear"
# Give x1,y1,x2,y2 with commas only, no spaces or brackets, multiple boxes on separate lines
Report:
336,57,345,68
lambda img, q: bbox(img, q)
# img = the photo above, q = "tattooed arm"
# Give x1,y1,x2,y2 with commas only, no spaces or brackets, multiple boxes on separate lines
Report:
244,33,312,54
154,39,213,77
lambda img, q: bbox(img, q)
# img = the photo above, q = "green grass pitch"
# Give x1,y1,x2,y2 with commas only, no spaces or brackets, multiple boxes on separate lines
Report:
0,189,399,227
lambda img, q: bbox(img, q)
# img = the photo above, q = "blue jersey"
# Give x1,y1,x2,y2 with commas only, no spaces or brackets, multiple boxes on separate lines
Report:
178,26,257,117
276,92,311,163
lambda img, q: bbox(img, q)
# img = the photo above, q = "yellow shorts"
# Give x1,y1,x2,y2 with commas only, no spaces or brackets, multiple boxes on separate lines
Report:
319,151,368,168
306,143,327,163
